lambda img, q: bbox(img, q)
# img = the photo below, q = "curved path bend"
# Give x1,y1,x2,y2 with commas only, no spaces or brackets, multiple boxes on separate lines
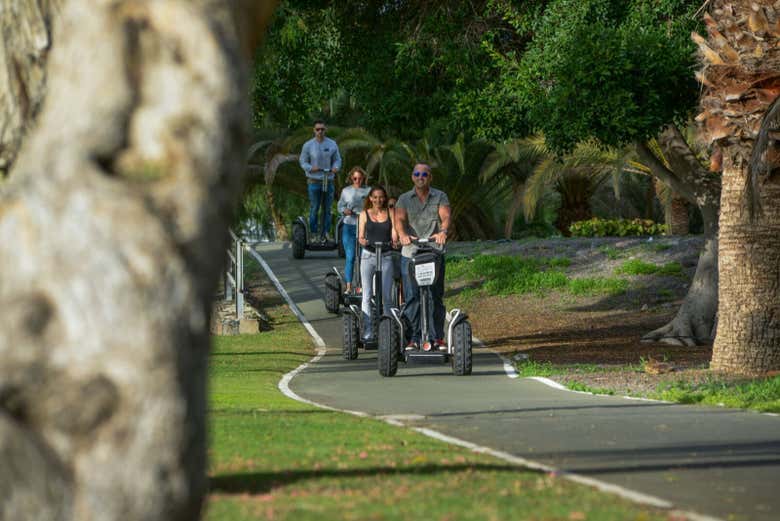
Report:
253,242,780,521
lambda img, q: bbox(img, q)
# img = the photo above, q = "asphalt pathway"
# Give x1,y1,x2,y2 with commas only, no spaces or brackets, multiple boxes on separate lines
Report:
254,242,780,521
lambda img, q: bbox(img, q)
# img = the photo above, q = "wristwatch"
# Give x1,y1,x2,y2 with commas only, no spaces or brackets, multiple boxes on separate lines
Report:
440,229,448,236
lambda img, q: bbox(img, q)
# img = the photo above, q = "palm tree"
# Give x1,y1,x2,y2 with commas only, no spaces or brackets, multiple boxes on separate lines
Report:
246,128,313,240
479,137,547,239
419,134,500,240
695,2,780,375
522,137,624,235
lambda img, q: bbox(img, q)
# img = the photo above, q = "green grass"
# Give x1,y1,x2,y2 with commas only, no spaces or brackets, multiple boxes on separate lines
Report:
615,259,682,277
206,302,669,520
598,245,623,259
567,277,629,296
567,381,616,395
649,376,780,413
447,254,627,298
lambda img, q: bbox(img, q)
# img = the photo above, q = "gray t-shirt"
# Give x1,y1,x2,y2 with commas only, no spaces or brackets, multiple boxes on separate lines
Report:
396,187,450,258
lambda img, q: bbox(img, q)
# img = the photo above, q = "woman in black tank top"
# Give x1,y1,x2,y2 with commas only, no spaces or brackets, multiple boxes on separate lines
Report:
357,186,396,341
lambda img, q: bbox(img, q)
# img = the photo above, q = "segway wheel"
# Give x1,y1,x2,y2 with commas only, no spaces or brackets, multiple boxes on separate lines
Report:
377,317,399,377
292,224,306,259
343,313,359,360
324,273,341,314
451,320,473,376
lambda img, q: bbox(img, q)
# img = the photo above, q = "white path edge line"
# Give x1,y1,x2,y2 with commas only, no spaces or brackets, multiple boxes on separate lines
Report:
250,249,723,521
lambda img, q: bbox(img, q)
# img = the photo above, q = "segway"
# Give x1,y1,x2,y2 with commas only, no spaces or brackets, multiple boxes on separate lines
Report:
377,238,472,376
341,241,401,360
324,231,361,314
291,169,344,259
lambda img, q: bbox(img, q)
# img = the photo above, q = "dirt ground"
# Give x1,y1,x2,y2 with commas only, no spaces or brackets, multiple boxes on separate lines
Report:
446,236,743,396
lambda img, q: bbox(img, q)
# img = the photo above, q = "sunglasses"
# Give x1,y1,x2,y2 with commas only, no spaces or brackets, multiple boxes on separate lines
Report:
314,127,325,132
413,171,429,178
388,204,395,208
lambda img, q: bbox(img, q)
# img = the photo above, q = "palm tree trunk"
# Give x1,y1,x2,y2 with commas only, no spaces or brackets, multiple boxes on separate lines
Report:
712,156,780,374
665,194,689,235
266,188,289,240
504,182,524,239
695,0,780,375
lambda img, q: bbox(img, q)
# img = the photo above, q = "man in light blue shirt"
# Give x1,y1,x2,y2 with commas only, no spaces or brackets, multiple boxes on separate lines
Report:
299,120,342,240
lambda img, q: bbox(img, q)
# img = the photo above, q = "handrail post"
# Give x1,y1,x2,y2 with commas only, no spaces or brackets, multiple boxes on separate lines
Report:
236,236,244,320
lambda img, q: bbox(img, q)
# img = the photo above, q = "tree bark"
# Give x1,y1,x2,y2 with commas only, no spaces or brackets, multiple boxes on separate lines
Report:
713,154,780,374
696,0,780,375
666,195,689,235
635,127,721,346
0,0,63,175
504,182,524,239
0,1,276,520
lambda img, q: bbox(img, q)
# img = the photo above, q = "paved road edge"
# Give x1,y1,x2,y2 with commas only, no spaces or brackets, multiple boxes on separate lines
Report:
248,248,723,521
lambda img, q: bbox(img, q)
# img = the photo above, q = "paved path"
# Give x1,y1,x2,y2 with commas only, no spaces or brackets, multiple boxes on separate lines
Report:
254,242,780,521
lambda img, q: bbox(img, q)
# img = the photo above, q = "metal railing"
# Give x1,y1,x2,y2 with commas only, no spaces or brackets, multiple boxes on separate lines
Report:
224,229,244,320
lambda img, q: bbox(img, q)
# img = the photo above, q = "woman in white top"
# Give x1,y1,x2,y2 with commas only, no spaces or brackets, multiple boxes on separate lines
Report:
337,167,370,293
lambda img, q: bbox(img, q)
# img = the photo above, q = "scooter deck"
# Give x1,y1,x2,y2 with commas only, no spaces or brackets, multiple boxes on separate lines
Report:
405,350,448,364
307,240,338,251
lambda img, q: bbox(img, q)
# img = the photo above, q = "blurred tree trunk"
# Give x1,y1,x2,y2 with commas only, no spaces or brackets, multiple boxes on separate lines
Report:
0,0,63,175
0,1,276,520
695,0,780,375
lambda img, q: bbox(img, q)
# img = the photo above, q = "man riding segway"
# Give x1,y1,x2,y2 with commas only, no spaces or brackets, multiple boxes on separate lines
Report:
376,162,472,376
299,119,342,242
395,162,450,351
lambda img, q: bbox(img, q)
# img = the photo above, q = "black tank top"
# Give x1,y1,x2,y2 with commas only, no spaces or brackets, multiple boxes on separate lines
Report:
365,210,392,252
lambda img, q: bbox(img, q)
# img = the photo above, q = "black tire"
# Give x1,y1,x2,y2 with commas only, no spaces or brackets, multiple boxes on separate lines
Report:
292,223,306,259
324,273,341,313
343,313,359,360
377,317,399,376
451,320,473,376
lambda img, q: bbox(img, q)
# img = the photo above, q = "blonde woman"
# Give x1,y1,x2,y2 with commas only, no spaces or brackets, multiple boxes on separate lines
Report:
337,166,370,292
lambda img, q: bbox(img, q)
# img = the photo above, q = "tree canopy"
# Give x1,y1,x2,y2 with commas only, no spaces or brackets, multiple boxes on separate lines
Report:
254,0,703,150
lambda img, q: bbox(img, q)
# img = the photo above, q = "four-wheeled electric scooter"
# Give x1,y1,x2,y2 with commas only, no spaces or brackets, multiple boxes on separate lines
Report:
324,231,362,314
377,238,472,376
341,241,402,360
292,169,346,260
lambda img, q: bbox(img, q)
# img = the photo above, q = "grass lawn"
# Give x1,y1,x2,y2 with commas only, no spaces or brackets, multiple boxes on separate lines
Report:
206,301,670,520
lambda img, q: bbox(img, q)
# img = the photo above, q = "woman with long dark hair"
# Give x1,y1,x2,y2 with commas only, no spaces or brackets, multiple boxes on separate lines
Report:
357,185,396,342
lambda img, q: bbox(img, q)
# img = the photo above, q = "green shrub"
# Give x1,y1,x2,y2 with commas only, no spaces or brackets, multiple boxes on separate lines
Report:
569,218,667,237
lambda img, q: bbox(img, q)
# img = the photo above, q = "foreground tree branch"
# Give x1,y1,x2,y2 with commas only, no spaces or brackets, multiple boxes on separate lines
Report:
0,1,276,519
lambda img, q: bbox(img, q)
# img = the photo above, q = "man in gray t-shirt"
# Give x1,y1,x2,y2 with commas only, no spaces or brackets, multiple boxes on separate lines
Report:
395,162,451,351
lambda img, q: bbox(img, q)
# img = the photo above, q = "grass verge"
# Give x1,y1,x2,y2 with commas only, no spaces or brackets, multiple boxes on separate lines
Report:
648,376,780,413
206,298,669,520
447,254,627,300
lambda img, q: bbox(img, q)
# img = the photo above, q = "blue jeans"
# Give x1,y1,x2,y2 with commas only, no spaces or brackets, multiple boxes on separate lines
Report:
342,223,357,283
308,181,335,236
401,254,446,344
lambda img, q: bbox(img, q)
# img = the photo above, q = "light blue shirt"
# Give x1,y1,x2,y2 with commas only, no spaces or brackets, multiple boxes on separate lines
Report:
337,185,371,225
299,136,342,182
